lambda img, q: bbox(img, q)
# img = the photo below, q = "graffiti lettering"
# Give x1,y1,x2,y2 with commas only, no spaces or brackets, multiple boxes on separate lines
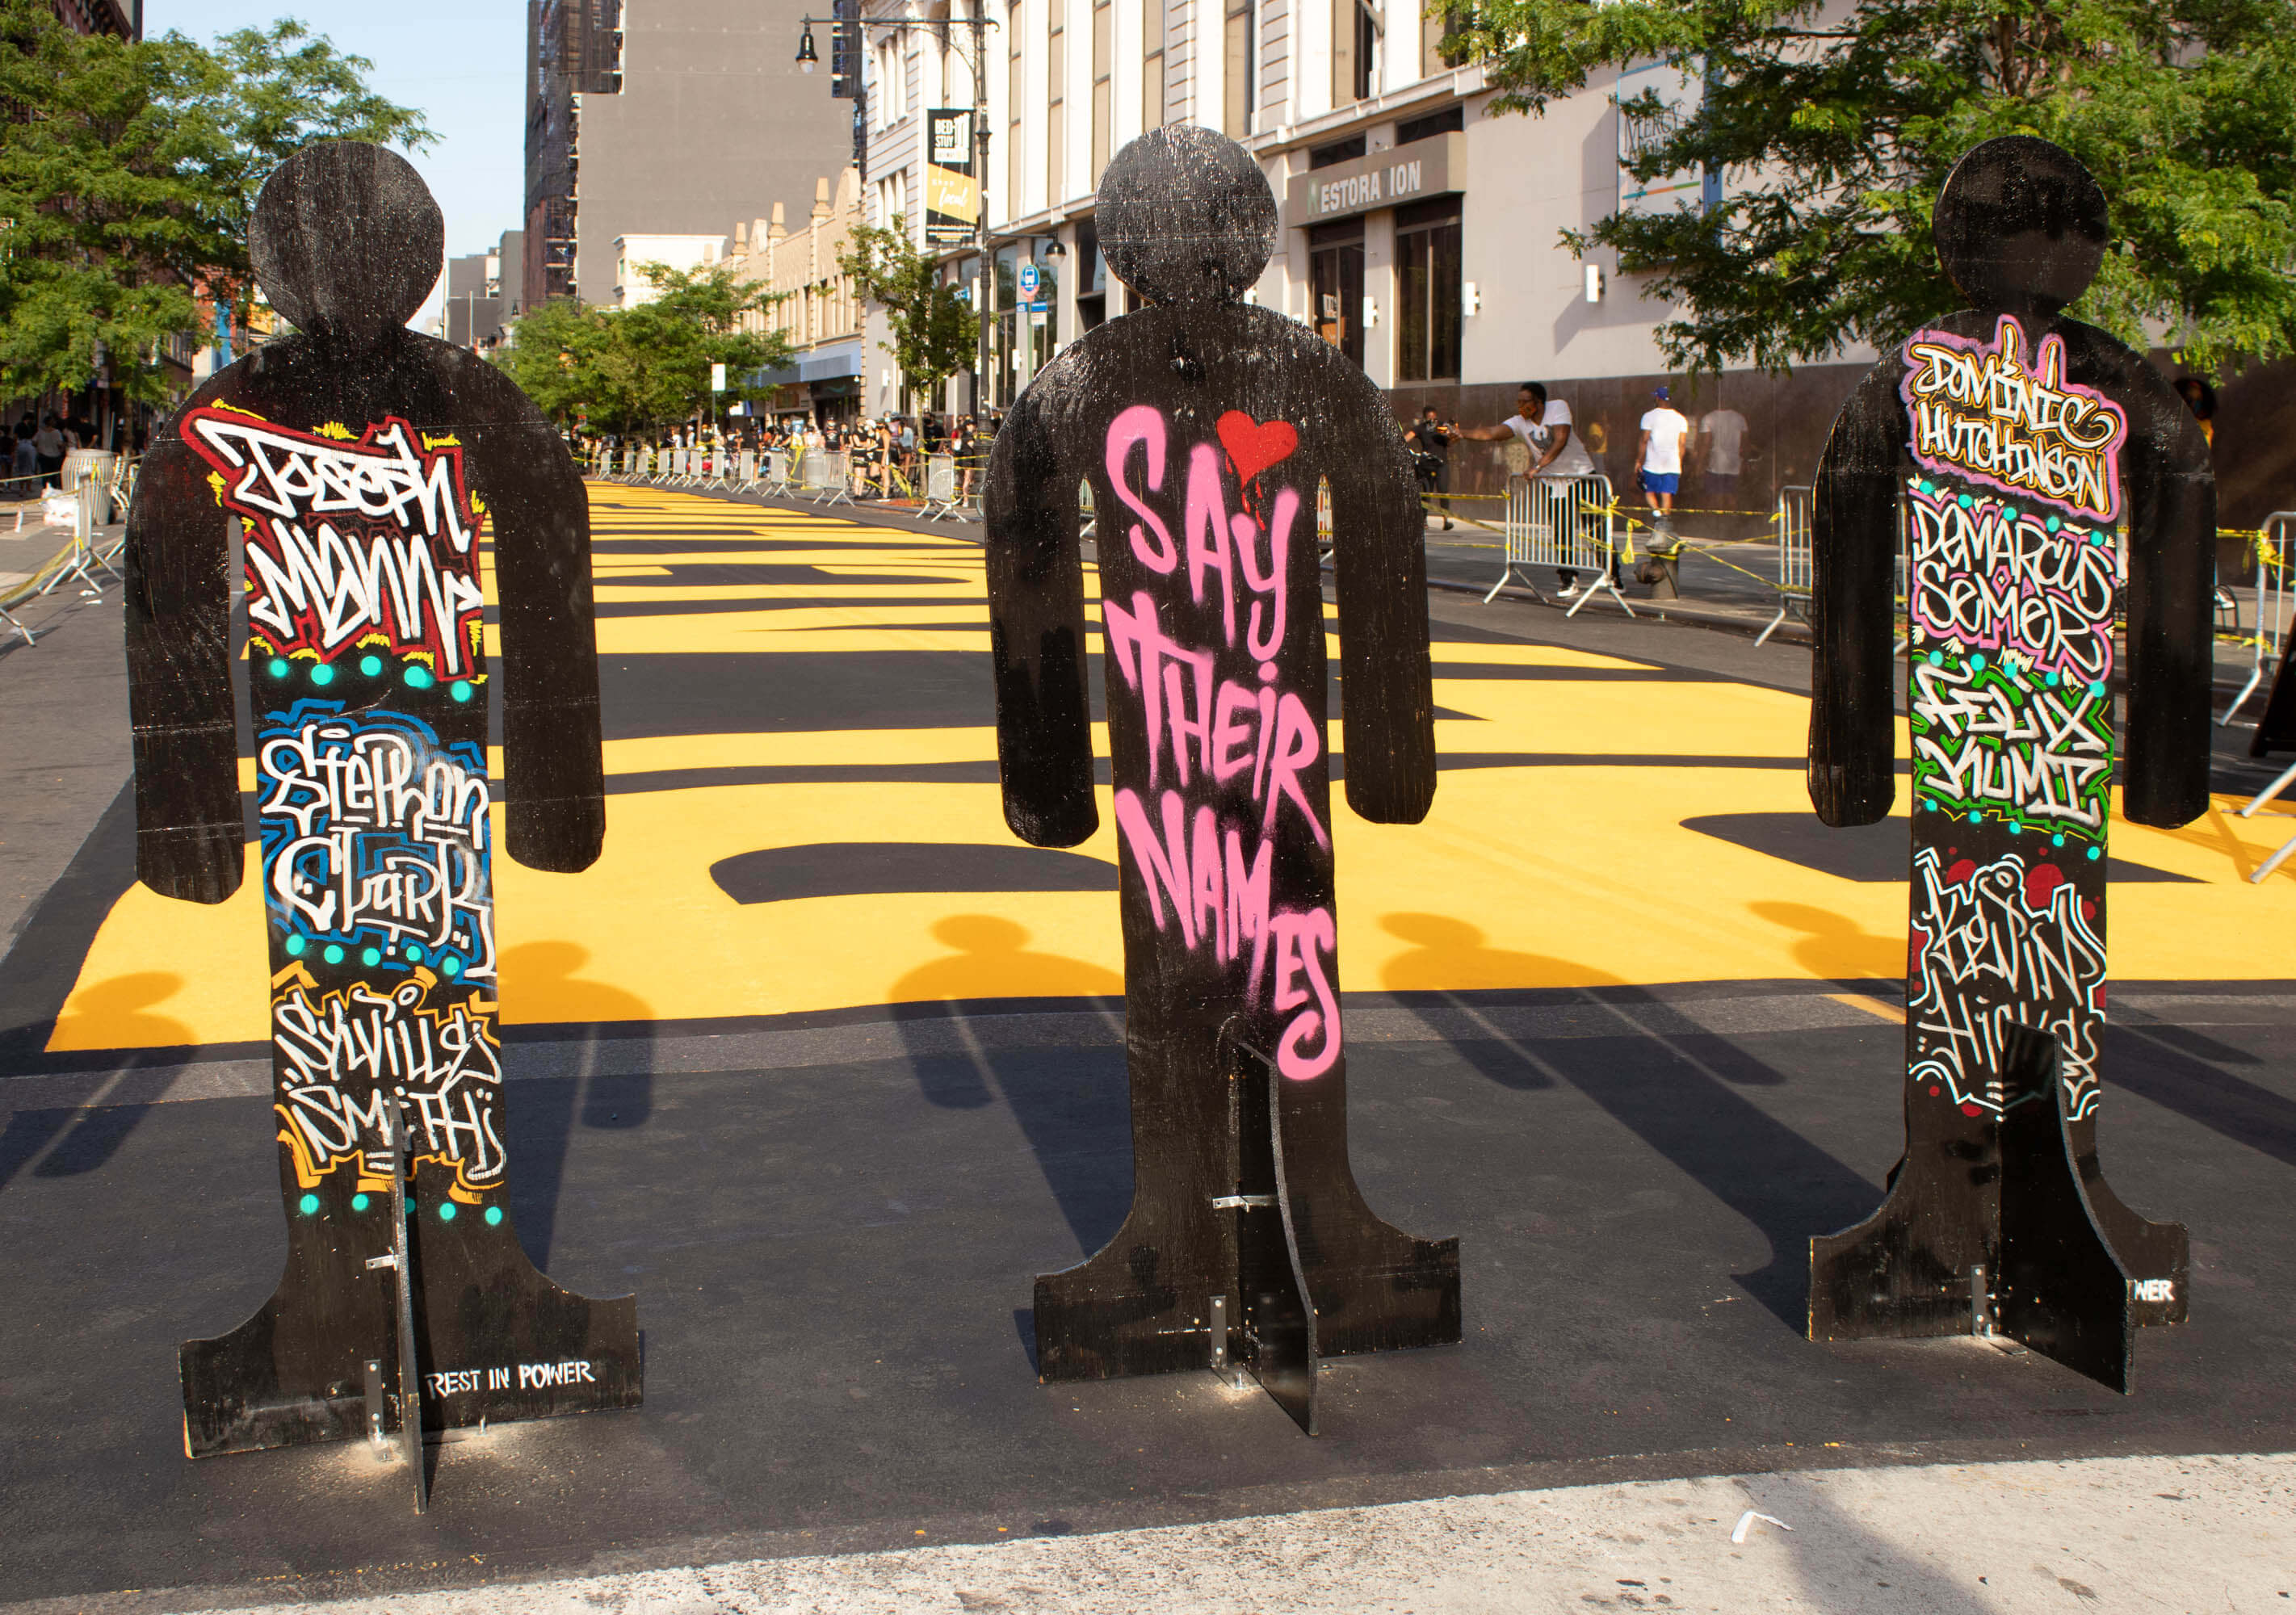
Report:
258,707,495,978
1899,317,2128,522
426,1361,595,1398
1104,405,1339,1080
242,518,485,673
1910,661,2113,835
1908,847,2105,1121
1905,482,2118,682
182,409,483,670
273,976,506,1190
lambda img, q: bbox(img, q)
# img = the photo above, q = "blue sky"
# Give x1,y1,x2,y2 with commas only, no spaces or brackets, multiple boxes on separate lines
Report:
156,2,528,330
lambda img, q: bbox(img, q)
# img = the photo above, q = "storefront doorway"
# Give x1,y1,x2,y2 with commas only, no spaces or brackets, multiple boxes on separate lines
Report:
1308,219,1365,368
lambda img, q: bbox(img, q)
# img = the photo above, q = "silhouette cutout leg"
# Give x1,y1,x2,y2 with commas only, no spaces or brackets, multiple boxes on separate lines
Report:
1034,1008,1455,1425
1996,1027,2143,1393
1231,1029,1317,1433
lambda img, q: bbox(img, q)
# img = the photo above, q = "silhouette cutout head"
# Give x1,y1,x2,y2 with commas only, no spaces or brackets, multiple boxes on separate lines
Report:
250,141,444,350
1932,136,2107,317
1098,125,1277,308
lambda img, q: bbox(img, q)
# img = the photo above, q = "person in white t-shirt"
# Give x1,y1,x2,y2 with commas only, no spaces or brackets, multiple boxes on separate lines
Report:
1696,405,1750,505
1634,385,1692,531
1459,381,1605,593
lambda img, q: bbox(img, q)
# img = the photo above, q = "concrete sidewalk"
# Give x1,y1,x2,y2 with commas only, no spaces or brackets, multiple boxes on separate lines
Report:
184,1452,2294,1615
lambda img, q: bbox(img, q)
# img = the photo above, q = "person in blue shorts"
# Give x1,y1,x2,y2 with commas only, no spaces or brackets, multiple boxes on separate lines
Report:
1635,384,1691,535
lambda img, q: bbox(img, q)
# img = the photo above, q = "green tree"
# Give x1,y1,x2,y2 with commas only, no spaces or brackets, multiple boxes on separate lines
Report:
0,3,430,405
1443,0,2296,372
488,297,610,426
837,217,979,407
493,262,791,438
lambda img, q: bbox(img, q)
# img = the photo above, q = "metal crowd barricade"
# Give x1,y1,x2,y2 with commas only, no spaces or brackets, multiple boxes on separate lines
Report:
737,449,758,489
1484,474,1631,617
2223,510,2294,728
1759,485,1815,647
808,449,855,507
92,455,134,569
38,476,110,601
920,453,959,518
764,448,795,496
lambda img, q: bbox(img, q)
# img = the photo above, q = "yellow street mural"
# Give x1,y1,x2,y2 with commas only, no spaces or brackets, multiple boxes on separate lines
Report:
48,484,2296,1051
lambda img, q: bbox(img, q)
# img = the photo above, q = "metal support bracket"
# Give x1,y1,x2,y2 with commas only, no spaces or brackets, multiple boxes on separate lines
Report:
1204,1027,1321,1434
384,1105,427,1513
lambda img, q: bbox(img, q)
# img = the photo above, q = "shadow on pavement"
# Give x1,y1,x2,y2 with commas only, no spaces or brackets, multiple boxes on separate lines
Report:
892,917,1131,1262
1379,911,1879,1328
2105,1022,2296,1171
501,941,657,1271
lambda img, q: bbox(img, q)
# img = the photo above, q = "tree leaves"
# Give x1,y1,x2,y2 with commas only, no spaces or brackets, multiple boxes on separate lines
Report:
837,217,980,405
1454,0,2296,372
0,1,429,403
490,264,794,437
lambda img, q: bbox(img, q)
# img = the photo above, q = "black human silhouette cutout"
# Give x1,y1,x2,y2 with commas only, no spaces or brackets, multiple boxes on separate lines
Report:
123,142,639,1458
984,126,1459,1432
1807,136,2208,1391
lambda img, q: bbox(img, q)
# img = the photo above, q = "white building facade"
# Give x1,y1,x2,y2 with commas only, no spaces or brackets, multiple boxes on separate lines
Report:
612,233,732,308
850,0,1866,501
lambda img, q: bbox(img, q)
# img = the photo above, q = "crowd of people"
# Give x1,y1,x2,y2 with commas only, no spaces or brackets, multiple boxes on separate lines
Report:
593,412,995,502
5,412,100,499
1411,382,1756,596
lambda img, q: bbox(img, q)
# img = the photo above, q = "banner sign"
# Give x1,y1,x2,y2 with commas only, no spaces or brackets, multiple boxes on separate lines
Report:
926,108,979,246
1617,58,1713,216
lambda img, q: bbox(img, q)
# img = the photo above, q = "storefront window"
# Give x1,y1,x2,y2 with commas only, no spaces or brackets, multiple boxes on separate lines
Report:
993,245,1019,406
1396,195,1462,381
1308,218,1365,369
1029,259,1060,371
1076,219,1107,331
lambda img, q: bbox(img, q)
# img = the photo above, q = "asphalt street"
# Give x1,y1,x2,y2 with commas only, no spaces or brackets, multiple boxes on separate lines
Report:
0,484,2290,1612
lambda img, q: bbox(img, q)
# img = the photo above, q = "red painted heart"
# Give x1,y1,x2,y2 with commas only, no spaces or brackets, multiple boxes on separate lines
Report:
1217,411,1299,484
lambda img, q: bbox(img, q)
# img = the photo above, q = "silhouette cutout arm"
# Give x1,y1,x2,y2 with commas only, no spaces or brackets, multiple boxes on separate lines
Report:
984,384,1097,846
123,442,245,904
1328,398,1437,824
486,402,607,874
2112,346,2214,828
1808,359,1904,827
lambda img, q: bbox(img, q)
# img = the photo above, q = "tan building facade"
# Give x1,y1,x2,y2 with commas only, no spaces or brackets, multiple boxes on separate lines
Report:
725,169,869,421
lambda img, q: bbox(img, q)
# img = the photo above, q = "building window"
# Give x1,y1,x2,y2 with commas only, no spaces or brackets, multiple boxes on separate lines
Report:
1333,0,1379,102
1419,0,1465,79
1143,0,1165,128
1030,257,1060,371
1308,216,1364,368
1047,4,1066,203
1091,0,1112,185
1007,0,1023,220
875,34,905,128
1396,103,1462,147
1395,195,1462,380
1076,216,1106,329
1308,134,1364,170
993,245,1020,405
1224,0,1254,137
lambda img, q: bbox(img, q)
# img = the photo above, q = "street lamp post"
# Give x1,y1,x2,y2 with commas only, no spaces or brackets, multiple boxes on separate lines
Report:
800,4,997,417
